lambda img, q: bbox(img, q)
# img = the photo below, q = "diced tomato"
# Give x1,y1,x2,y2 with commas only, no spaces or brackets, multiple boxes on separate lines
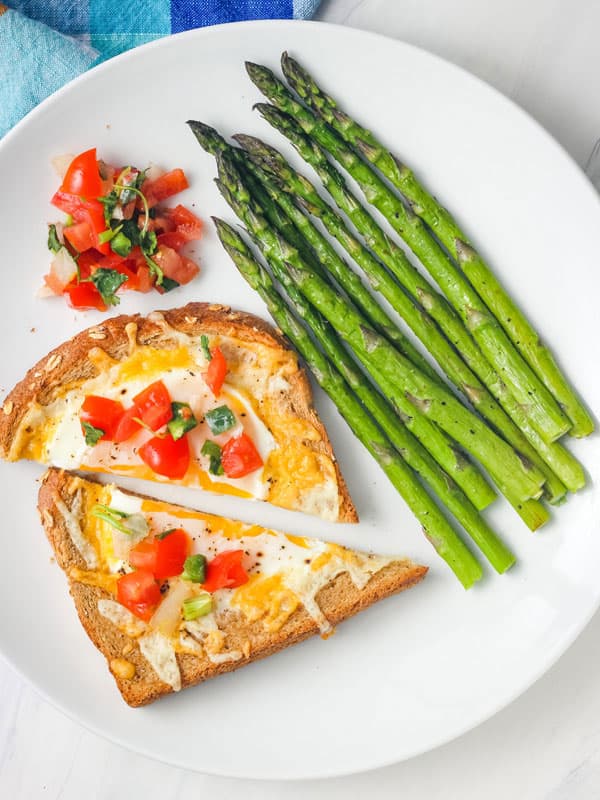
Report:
167,204,203,241
128,539,158,573
153,244,182,282
151,214,177,234
80,396,125,441
202,550,249,593
204,346,227,397
75,249,100,280
117,569,161,621
157,231,187,251
221,433,263,478
64,280,106,311
132,380,172,431
51,191,110,255
129,529,190,579
59,148,104,199
111,405,141,443
139,434,190,479
51,190,85,217
94,251,126,269
135,264,154,293
142,169,189,207
64,221,95,253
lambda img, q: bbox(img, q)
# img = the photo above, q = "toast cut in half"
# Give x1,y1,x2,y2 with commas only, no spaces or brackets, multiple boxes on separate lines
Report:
38,469,427,707
0,302,356,522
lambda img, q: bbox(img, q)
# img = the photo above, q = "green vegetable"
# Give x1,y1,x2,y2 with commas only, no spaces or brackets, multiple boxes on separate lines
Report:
110,231,133,257
181,554,207,583
91,504,149,537
97,226,121,245
47,224,62,253
205,405,236,435
183,593,212,620
201,334,212,361
167,401,198,440
82,422,104,446
89,268,128,306
139,229,157,255
201,439,224,475
247,61,571,446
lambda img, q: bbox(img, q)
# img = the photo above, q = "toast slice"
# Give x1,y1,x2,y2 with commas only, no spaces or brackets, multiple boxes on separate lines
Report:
38,468,426,707
0,302,356,522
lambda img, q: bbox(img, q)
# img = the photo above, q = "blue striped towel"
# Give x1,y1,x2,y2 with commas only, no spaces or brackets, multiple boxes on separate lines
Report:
0,1,321,138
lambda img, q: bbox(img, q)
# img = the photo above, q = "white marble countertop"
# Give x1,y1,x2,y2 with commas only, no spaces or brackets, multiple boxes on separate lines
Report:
3,1,600,797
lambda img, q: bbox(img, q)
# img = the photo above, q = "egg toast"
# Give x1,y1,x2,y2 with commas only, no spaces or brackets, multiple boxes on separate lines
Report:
0,303,356,522
38,468,426,706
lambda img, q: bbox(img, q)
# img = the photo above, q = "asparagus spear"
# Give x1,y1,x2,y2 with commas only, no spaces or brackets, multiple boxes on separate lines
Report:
243,110,584,497
234,134,584,502
280,52,594,438
213,155,546,533
245,62,570,445
187,121,436,382
212,217,484,587
216,151,545,505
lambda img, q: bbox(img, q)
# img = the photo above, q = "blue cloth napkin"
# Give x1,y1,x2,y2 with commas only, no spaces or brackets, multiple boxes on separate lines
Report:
0,0,321,138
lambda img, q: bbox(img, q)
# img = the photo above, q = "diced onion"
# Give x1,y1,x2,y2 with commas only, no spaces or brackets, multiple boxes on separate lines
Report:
144,163,165,183
48,247,78,291
149,579,191,637
51,153,75,179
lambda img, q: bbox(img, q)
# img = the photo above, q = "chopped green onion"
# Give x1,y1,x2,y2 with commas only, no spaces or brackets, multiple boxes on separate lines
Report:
181,554,207,583
167,402,198,441
97,225,122,245
143,251,164,285
182,593,212,620
156,528,176,540
47,224,62,253
91,504,149,537
82,422,104,446
205,405,236,435
200,334,212,361
110,230,133,257
201,439,224,475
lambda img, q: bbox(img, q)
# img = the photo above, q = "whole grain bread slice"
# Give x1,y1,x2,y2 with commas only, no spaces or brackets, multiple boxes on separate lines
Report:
1,301,357,522
38,468,427,707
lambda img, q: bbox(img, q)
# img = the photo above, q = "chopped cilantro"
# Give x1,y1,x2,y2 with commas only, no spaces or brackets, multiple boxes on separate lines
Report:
89,268,128,306
160,276,180,293
98,191,119,225
47,224,62,254
82,421,104,446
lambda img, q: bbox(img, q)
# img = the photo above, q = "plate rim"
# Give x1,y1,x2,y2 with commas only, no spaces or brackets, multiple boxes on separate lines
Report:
1,17,599,780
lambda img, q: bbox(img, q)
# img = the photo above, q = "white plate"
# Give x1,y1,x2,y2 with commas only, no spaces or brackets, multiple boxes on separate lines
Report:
0,19,599,781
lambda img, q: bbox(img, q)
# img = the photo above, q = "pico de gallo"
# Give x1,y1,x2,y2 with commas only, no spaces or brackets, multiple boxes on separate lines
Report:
44,148,202,310
93,502,249,621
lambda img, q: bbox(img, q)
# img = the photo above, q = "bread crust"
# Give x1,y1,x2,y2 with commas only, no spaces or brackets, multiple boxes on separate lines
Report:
1,302,357,522
38,468,427,707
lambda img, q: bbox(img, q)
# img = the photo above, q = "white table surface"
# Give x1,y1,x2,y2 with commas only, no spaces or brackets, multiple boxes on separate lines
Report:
2,1,600,797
